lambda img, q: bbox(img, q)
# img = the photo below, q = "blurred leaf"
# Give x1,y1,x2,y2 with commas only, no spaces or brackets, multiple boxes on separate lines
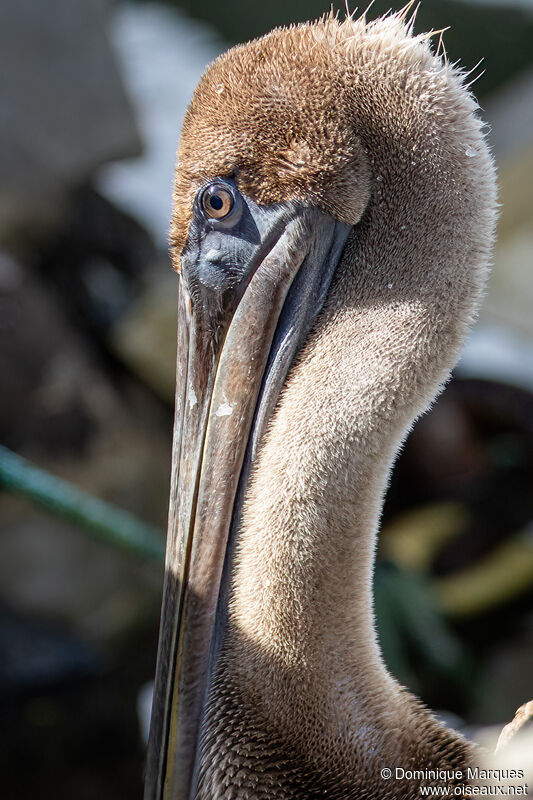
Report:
381,502,468,572
375,562,471,688
436,527,533,617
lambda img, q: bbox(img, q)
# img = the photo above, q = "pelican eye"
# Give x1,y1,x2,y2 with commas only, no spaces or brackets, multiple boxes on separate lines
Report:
201,184,235,220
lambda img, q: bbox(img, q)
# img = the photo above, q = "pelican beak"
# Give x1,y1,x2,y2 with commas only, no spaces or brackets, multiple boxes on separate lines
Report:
144,179,350,800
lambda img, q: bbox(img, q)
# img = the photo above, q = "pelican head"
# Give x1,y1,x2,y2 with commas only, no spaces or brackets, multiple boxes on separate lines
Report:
146,11,496,800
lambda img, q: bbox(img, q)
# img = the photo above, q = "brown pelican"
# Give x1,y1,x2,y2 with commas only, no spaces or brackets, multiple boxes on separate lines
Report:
145,9,497,799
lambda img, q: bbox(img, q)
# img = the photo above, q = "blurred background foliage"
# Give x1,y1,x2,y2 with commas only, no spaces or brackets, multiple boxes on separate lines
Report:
1,0,532,797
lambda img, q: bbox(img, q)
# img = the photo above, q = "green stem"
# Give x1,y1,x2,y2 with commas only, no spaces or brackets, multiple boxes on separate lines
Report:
0,445,165,562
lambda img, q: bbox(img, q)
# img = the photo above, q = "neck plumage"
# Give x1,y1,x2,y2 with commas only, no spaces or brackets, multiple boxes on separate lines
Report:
197,294,477,797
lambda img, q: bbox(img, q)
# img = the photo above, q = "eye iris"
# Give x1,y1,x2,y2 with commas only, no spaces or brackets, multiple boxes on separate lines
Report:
202,185,233,219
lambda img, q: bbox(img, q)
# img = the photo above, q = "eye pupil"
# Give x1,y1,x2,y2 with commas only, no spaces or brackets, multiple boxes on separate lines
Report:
209,195,223,211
